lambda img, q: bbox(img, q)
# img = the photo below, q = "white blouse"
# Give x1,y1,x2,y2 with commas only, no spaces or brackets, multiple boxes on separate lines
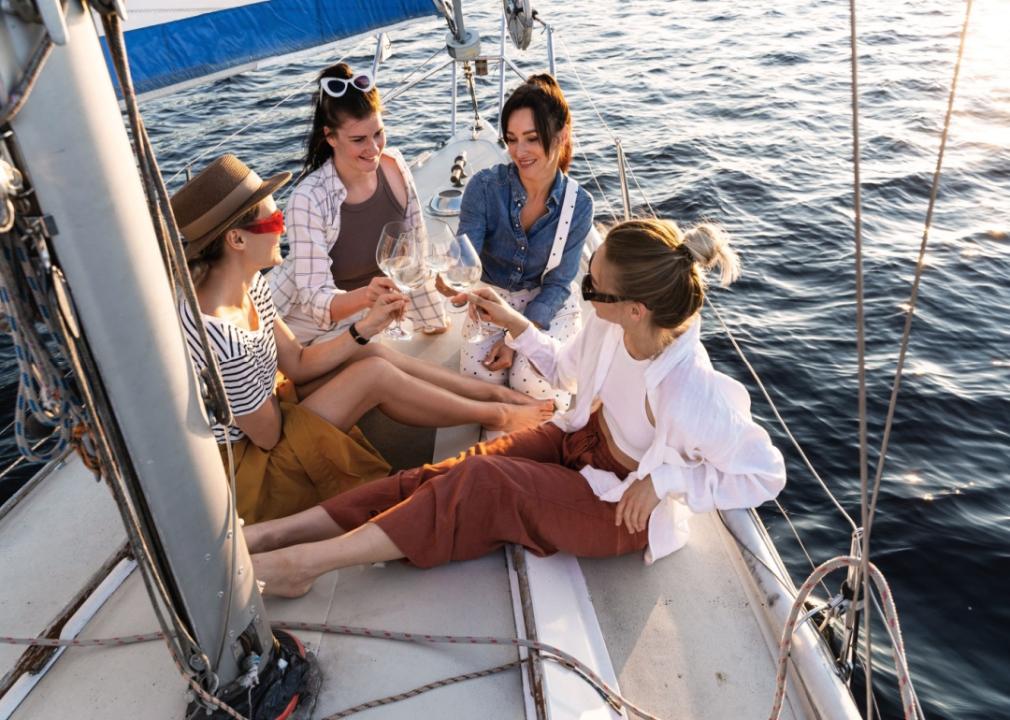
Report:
507,309,786,563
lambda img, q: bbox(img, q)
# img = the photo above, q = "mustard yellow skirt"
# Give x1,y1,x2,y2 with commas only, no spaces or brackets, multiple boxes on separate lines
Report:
220,401,391,524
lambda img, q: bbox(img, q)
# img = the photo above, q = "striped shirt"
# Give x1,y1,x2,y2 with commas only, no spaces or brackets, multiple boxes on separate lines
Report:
180,272,278,444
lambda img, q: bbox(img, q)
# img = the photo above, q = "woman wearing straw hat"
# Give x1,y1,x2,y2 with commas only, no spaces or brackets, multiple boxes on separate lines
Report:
172,155,554,524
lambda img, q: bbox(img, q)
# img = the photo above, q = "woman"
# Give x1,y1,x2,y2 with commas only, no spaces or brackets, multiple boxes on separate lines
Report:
173,155,553,524
270,62,448,344
245,218,786,597
454,73,594,410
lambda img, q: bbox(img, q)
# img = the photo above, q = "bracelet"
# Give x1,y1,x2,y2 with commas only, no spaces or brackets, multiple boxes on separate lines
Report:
348,322,370,345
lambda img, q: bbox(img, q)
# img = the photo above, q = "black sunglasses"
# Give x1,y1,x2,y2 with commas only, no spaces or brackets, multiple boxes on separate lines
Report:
580,252,638,304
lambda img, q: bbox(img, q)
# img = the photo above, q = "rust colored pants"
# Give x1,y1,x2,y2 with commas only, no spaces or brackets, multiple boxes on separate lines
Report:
320,412,649,568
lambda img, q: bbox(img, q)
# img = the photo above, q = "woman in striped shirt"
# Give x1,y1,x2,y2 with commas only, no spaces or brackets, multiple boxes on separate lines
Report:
173,155,553,523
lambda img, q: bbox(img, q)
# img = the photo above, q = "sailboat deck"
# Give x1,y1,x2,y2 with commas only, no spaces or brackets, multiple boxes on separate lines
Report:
0,130,845,720
2,311,804,720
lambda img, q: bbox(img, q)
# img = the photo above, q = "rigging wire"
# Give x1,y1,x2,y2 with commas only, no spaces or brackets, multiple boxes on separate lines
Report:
707,300,860,533
865,0,974,538
844,0,873,713
773,499,833,599
0,34,54,126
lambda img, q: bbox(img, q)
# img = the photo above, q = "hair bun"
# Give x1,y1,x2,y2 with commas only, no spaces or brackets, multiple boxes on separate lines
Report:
681,223,740,287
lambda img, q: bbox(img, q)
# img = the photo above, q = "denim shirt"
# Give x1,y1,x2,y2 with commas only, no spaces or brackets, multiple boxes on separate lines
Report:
457,163,594,329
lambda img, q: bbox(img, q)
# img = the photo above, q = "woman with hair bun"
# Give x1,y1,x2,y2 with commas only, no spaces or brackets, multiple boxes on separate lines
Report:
453,74,594,411
245,218,785,598
270,62,449,343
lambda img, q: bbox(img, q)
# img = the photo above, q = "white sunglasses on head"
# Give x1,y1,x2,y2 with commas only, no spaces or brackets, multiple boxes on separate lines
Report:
320,72,375,98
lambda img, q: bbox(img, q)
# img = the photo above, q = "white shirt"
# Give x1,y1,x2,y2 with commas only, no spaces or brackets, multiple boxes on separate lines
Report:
507,309,786,563
599,338,653,460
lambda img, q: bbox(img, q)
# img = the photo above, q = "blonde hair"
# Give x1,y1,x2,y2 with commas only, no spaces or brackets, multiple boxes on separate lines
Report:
603,218,740,328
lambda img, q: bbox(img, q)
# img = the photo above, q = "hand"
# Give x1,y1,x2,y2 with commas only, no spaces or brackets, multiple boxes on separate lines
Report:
364,276,398,305
466,287,529,336
614,476,661,534
358,291,408,337
483,339,515,371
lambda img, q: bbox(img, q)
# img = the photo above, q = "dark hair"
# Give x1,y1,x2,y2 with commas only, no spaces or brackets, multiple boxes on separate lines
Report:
301,63,383,177
187,202,262,283
500,73,573,173
603,218,740,329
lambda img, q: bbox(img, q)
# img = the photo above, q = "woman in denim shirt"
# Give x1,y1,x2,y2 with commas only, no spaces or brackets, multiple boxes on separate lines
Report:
457,74,594,410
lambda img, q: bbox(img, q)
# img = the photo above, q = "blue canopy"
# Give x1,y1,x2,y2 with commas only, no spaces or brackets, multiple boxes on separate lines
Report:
103,0,439,98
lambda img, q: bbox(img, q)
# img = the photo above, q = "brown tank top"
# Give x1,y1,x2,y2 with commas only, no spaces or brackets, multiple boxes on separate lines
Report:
329,166,407,291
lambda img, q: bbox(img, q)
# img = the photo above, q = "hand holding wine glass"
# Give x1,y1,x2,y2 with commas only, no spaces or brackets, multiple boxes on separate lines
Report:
376,220,427,341
442,233,495,342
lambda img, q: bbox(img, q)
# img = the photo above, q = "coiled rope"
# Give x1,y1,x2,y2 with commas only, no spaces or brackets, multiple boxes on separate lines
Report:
0,213,94,465
768,557,921,720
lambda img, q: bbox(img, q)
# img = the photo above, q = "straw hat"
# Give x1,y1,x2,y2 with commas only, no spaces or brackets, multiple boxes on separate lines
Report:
171,154,291,259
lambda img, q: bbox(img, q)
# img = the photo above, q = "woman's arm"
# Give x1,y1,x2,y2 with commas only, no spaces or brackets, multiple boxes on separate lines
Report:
456,171,489,256
524,187,594,330
649,385,786,513
233,395,283,450
285,188,384,326
469,287,584,391
273,293,406,385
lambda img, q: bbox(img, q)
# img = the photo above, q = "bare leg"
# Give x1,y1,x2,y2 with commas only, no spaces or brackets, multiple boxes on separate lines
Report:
252,522,403,598
354,344,540,406
299,356,553,433
244,506,342,554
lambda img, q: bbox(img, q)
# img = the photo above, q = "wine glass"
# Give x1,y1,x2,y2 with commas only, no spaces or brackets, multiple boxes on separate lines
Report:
376,220,427,341
425,220,455,275
443,233,493,342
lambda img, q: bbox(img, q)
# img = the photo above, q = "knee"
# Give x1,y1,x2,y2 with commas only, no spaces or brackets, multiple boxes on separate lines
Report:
453,455,512,495
349,355,397,380
356,343,393,361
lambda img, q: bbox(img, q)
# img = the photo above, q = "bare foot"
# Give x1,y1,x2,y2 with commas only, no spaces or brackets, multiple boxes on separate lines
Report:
493,400,556,432
494,385,544,406
251,548,316,598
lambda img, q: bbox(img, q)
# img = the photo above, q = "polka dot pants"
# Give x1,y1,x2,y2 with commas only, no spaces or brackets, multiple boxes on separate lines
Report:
460,286,581,411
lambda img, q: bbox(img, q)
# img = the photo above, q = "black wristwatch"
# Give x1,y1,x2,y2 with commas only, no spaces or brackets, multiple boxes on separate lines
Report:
348,322,370,345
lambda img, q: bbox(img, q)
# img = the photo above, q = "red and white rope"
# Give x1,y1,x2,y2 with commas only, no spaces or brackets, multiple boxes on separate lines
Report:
768,556,921,720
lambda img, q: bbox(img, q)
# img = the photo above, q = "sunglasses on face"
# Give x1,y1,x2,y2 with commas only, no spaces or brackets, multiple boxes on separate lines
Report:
580,252,637,304
320,72,375,98
238,209,285,235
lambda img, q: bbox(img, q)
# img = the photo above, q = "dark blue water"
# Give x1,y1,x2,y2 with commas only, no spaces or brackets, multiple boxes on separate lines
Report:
3,0,1008,717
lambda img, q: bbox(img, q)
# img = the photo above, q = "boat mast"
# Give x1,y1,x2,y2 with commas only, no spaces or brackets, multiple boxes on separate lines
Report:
1,0,274,699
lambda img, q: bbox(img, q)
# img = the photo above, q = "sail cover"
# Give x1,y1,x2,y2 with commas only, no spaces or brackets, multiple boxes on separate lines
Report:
100,0,440,99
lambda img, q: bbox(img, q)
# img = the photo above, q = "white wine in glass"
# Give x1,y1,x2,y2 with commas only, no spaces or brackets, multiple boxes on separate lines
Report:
425,220,455,274
376,220,425,340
